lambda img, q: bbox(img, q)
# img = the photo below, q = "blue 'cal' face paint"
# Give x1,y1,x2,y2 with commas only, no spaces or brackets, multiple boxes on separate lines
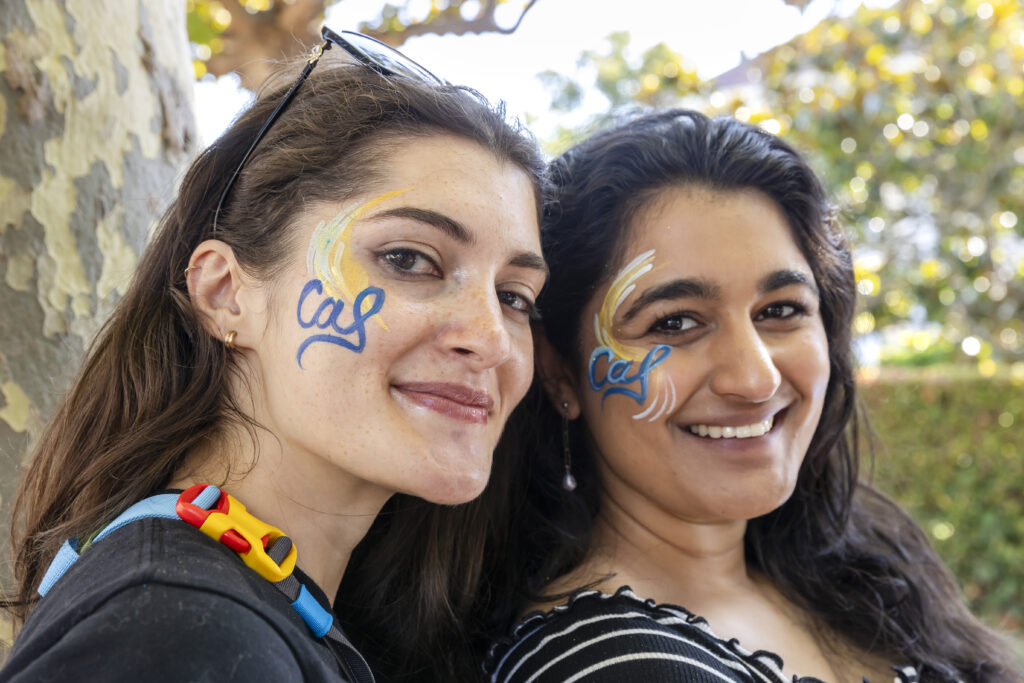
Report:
588,250,679,422
294,189,409,368
295,280,383,366
589,344,671,406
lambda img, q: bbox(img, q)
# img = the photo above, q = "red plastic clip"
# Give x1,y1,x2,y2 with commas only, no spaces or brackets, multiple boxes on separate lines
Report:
176,484,296,583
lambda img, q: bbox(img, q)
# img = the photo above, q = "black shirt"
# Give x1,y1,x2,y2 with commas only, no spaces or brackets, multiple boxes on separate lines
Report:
1,517,371,682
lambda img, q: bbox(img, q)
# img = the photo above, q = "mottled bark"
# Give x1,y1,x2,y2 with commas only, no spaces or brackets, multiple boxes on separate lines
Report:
0,0,197,635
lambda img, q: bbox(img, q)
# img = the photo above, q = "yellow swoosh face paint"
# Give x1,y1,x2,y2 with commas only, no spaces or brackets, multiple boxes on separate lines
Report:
594,249,656,361
588,249,677,422
305,188,411,330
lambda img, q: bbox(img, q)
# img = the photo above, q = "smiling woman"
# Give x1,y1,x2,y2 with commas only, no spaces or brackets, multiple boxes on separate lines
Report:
0,28,545,683
571,187,832,529
454,110,1019,683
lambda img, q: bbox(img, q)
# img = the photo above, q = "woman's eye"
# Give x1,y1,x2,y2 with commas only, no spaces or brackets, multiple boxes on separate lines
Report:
498,290,540,321
650,314,698,335
381,249,439,277
757,302,804,320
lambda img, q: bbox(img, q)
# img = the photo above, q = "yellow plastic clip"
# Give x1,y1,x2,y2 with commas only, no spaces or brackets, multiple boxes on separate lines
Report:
196,492,297,583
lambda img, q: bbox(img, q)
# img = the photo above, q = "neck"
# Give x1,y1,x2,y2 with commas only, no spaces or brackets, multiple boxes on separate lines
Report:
170,429,390,602
584,475,755,614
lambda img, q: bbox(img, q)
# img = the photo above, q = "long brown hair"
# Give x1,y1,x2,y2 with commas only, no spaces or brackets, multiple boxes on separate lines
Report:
6,54,545,627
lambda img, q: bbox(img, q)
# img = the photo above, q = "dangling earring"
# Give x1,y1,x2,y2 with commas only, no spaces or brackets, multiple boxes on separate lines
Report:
561,400,577,492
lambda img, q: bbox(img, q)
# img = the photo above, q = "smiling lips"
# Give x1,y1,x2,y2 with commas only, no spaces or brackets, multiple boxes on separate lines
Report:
394,382,494,424
687,415,775,439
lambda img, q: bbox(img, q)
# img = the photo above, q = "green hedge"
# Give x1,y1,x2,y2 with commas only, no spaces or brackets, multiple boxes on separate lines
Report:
860,373,1023,642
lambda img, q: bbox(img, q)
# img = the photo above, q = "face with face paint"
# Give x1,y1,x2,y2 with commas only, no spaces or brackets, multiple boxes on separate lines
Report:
242,135,545,506
553,187,830,524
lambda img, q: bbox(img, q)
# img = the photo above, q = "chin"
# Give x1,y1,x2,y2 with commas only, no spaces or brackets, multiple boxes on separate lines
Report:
408,449,492,506
740,484,798,520
706,476,798,522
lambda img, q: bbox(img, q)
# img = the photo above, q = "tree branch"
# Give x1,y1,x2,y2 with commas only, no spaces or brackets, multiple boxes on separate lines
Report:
363,0,540,47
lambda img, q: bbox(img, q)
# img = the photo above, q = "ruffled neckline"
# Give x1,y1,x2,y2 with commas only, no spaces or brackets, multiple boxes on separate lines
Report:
486,585,919,683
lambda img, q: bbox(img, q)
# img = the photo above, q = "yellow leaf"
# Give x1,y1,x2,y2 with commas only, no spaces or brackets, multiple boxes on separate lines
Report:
919,259,942,281
213,6,231,30
853,312,875,334
865,44,886,66
910,9,933,33
827,24,849,43
970,119,989,141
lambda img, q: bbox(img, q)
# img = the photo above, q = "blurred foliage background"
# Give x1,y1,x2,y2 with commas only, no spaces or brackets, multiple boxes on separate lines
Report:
863,375,1023,638
183,0,1022,643
538,0,1023,374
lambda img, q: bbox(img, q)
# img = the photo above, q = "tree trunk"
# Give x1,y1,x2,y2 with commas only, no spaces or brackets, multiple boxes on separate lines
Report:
0,0,197,631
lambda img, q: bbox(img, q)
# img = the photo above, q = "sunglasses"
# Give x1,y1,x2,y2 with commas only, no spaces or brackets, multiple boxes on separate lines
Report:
212,27,445,231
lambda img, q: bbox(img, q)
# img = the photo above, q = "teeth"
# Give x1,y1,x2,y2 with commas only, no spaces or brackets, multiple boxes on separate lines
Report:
688,415,774,439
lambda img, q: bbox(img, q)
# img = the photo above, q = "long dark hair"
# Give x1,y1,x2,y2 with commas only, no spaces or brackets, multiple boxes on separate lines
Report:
501,110,1019,681
341,109,1020,682
6,54,545,628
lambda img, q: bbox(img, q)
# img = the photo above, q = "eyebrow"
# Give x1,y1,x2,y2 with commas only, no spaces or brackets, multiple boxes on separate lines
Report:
620,269,818,323
510,251,550,279
621,278,720,322
759,269,818,297
367,206,548,278
367,207,473,244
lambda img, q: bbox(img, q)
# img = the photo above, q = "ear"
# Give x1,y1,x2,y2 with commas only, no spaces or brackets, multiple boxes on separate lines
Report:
533,327,582,419
184,240,258,348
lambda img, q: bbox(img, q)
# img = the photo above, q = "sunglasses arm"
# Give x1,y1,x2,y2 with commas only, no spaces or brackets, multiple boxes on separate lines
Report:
211,40,329,232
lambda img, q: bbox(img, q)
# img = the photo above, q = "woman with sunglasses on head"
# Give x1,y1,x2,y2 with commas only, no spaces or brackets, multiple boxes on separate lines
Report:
1,28,546,683
341,109,1021,682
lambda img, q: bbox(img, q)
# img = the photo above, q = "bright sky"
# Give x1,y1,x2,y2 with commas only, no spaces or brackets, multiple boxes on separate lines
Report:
194,0,895,145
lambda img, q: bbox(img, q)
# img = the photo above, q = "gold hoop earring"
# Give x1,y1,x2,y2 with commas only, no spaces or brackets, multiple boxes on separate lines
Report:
183,265,199,278
224,330,237,350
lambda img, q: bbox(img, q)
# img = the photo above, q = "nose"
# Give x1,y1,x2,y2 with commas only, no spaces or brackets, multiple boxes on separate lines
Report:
708,319,781,403
437,285,513,369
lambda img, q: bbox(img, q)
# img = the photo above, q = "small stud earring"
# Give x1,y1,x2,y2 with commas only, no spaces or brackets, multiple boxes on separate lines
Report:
561,400,577,492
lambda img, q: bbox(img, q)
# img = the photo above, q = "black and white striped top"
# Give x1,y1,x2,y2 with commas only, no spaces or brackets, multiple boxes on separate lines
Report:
484,586,920,683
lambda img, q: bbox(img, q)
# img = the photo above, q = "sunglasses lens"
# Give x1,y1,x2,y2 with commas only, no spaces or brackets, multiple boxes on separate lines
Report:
339,31,443,84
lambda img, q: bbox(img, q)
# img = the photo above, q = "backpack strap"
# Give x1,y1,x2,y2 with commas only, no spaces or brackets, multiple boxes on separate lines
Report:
38,493,180,596
37,485,374,683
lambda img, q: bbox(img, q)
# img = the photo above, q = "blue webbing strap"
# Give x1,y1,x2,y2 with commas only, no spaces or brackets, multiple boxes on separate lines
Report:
37,539,80,597
38,494,180,596
35,488,342,646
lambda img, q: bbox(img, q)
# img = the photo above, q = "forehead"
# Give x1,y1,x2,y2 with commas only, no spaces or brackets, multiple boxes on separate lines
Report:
621,187,810,280
335,134,542,258
374,134,537,215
